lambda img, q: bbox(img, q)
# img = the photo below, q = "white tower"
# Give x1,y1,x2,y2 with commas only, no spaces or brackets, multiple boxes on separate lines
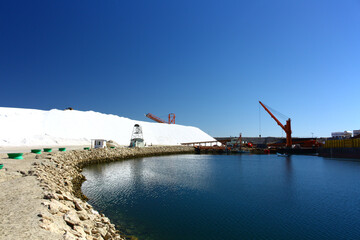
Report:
130,124,145,147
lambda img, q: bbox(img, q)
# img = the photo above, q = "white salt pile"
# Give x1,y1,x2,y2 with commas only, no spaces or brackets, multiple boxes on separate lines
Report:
0,107,216,147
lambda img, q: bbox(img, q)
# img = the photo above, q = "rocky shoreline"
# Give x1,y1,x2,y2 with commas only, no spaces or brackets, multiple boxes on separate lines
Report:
0,146,194,240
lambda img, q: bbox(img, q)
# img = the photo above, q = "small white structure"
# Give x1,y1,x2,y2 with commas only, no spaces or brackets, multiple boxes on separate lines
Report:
331,131,352,139
91,139,107,149
130,138,145,148
130,124,145,148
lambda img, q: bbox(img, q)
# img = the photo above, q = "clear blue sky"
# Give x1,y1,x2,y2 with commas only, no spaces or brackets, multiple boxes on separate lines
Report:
1,0,359,138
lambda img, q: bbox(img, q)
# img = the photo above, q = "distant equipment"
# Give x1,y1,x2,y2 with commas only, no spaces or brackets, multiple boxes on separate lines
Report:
146,113,175,124
130,124,145,147
226,133,243,150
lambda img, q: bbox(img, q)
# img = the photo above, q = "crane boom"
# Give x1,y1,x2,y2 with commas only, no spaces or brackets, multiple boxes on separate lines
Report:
259,101,292,148
146,113,167,123
146,113,176,124
259,101,286,131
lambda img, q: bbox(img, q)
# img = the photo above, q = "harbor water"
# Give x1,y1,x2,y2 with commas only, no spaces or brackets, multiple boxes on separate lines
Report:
82,154,360,240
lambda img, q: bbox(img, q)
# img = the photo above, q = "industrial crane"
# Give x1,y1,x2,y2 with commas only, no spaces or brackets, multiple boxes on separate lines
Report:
259,101,292,148
233,133,242,149
146,113,175,124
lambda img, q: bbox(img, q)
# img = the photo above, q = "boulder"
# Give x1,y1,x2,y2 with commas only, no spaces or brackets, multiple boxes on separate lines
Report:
77,210,90,221
64,211,81,227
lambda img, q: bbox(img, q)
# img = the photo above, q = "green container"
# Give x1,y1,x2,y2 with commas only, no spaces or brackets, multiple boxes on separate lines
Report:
7,153,24,159
43,148,52,152
59,148,66,152
31,149,42,154
110,146,115,149
0,164,3,170
84,147,90,150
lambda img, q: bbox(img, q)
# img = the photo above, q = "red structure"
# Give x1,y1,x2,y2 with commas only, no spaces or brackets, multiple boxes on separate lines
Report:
259,101,292,148
168,113,175,124
146,113,176,124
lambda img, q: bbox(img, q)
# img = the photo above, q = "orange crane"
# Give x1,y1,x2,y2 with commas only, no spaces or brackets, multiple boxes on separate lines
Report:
146,113,176,124
259,101,292,148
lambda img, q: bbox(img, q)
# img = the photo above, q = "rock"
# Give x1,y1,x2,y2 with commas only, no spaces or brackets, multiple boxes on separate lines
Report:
74,199,85,211
73,225,87,238
63,192,74,201
49,199,70,214
56,193,64,200
92,233,103,240
64,211,81,227
40,218,67,235
86,235,94,240
39,216,54,224
41,201,50,207
91,209,100,216
83,223,92,234
39,217,53,230
104,232,113,240
97,227,108,238
101,217,110,224
62,200,75,209
77,210,90,220
95,221,105,228
85,203,92,210
56,189,63,194
63,231,77,240
37,212,53,221
43,191,56,199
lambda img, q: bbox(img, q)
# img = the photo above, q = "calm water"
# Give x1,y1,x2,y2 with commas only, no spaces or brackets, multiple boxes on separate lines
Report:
82,154,360,240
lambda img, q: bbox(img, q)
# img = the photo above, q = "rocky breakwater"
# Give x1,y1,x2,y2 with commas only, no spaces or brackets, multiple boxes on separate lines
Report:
34,146,194,240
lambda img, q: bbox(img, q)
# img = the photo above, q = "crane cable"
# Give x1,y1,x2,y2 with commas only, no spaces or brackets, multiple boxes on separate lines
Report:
259,104,261,138
262,103,289,121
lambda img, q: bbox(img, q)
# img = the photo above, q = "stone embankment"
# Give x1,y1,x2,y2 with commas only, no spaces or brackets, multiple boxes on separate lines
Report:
1,146,193,240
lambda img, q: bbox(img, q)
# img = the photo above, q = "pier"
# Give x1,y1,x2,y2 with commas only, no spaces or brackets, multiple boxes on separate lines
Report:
181,141,228,153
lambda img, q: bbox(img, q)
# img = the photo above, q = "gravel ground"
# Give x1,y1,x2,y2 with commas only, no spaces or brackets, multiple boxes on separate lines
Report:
0,151,63,240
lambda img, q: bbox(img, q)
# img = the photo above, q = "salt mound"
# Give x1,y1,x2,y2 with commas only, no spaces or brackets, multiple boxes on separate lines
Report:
0,107,215,147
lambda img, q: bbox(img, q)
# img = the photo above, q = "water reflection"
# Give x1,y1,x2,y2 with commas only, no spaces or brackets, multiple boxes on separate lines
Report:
284,155,292,182
82,155,213,204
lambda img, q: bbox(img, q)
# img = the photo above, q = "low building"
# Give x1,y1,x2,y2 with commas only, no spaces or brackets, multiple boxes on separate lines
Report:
91,139,107,148
353,130,360,137
331,131,352,139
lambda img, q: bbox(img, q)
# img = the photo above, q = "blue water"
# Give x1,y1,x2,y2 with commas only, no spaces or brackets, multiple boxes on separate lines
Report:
82,154,360,240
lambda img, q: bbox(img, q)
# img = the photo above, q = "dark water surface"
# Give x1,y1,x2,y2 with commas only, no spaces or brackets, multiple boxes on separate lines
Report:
82,154,360,240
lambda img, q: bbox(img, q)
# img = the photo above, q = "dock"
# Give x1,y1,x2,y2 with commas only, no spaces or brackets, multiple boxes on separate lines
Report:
181,141,228,153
